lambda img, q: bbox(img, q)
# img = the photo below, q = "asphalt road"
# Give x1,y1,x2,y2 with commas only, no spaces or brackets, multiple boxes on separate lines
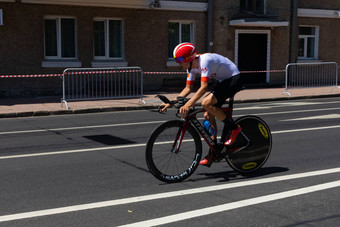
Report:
0,97,339,226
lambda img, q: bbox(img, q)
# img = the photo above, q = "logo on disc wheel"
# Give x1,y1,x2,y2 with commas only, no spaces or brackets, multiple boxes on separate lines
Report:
242,162,257,170
258,123,269,139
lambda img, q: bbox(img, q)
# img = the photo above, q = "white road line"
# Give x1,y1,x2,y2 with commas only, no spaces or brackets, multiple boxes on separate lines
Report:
281,114,340,121
252,107,340,117
0,167,339,223
233,106,273,110
272,124,340,134
0,144,144,160
119,180,340,227
0,121,165,135
257,100,340,107
1,124,340,160
2,107,340,136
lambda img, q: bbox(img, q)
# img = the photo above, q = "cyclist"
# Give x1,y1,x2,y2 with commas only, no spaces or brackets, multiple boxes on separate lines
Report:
160,42,243,167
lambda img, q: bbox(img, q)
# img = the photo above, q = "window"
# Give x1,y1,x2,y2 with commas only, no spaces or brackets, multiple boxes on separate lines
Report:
168,22,194,58
44,17,76,59
298,26,319,59
240,0,265,14
0,9,3,26
94,19,123,59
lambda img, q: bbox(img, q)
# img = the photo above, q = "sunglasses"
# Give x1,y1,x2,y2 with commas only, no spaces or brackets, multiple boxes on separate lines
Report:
174,56,185,63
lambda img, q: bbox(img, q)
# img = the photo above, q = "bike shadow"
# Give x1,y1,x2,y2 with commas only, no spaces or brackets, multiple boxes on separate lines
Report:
83,134,136,146
194,166,289,183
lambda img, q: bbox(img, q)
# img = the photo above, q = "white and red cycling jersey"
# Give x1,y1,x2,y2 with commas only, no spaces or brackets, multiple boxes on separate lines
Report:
186,53,240,85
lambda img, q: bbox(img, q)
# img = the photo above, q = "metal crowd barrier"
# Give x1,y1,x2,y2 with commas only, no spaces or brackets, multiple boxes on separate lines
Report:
61,67,144,109
283,62,339,96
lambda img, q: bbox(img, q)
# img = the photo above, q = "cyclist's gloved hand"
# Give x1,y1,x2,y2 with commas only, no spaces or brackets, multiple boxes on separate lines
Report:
159,103,171,113
179,105,190,118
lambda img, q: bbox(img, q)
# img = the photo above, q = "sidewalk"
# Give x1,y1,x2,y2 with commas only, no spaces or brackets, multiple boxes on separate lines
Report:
1,87,340,118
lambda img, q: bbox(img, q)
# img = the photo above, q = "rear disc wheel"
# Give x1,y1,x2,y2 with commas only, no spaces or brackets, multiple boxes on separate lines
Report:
226,116,272,174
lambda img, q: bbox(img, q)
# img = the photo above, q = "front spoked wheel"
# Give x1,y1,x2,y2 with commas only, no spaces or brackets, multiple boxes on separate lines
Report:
226,116,272,174
146,120,202,183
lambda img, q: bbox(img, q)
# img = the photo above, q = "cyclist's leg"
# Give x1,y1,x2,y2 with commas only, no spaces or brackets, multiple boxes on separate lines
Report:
209,74,243,145
200,94,228,166
201,93,226,122
203,111,217,141
200,98,222,167
200,111,219,167
222,75,243,145
200,94,232,166
200,75,243,166
201,88,237,145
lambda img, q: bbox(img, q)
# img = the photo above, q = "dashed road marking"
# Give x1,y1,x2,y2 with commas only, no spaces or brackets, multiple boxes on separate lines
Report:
1,124,340,160
0,167,339,223
119,180,340,227
281,114,340,121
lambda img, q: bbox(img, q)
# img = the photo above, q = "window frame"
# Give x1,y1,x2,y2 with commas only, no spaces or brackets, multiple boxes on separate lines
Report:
240,0,266,15
0,9,3,26
298,25,319,60
43,16,77,60
168,20,195,60
93,18,124,60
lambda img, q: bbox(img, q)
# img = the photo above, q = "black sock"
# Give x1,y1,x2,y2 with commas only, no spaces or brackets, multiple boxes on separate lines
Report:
223,118,238,130
221,118,237,142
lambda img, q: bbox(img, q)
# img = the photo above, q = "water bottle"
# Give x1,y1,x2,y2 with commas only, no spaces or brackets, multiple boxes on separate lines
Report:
203,120,216,136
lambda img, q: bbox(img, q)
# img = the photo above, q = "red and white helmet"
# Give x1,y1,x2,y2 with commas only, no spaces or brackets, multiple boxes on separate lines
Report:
173,43,197,63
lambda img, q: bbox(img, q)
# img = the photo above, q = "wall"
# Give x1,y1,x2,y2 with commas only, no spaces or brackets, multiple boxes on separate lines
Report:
0,2,206,96
212,0,291,84
298,0,340,10
298,18,340,64
1,0,339,96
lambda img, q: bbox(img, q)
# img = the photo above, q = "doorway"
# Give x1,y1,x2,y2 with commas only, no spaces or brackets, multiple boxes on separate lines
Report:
235,30,270,85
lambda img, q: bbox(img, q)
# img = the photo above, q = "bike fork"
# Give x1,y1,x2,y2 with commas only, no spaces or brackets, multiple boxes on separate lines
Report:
172,120,189,153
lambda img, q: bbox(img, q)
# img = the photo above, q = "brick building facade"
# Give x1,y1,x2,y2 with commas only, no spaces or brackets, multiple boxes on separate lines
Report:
0,0,339,96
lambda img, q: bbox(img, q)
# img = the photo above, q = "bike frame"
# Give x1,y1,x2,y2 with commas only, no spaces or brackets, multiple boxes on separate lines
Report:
172,98,234,153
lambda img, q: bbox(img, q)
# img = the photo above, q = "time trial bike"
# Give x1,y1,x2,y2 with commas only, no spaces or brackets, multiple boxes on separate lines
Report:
145,95,272,183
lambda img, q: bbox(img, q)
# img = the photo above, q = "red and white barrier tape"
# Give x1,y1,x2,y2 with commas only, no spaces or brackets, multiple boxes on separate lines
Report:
240,69,286,73
144,70,286,74
0,74,63,78
143,72,186,75
63,69,142,75
0,70,142,78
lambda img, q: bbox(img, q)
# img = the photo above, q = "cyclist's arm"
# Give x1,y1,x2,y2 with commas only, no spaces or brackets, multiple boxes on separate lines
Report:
184,81,208,108
179,81,208,117
160,85,193,112
178,84,193,98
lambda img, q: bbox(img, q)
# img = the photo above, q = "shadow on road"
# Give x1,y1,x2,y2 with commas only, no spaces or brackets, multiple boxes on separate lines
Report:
83,134,136,145
194,166,289,182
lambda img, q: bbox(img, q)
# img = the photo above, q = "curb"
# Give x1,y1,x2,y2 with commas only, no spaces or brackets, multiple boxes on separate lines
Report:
1,93,340,119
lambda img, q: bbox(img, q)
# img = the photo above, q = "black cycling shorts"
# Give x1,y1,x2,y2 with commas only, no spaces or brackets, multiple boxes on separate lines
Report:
211,74,243,107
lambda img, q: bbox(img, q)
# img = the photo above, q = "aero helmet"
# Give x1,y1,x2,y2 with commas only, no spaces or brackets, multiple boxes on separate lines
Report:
173,43,197,63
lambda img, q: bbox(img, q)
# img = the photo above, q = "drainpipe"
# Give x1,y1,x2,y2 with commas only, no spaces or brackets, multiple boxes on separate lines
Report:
289,0,298,63
207,0,213,52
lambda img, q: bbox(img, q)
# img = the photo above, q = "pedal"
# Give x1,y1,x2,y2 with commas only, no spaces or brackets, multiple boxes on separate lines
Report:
213,144,229,161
